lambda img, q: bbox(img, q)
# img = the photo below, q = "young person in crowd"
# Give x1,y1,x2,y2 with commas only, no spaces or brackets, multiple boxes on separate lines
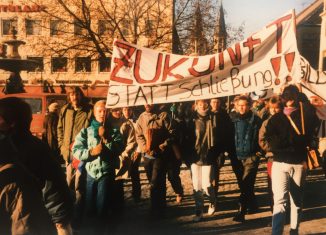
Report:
0,97,74,235
72,100,123,233
120,106,141,202
57,86,93,228
136,104,176,217
186,99,218,222
43,102,60,161
258,96,283,212
231,95,262,222
209,98,235,201
265,85,319,235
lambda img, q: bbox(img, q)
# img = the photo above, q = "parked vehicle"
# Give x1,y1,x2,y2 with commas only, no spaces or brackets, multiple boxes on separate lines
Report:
0,93,67,138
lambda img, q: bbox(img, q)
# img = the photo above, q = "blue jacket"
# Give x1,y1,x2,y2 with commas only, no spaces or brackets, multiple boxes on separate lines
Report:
72,119,123,180
233,111,262,160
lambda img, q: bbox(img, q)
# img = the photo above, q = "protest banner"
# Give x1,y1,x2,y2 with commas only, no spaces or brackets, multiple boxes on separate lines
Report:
106,10,301,108
300,56,326,102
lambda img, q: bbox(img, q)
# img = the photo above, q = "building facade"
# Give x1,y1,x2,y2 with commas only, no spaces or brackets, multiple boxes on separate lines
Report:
0,0,174,95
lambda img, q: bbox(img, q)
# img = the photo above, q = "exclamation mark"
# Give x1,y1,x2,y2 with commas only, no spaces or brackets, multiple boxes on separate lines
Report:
271,56,281,85
285,52,295,82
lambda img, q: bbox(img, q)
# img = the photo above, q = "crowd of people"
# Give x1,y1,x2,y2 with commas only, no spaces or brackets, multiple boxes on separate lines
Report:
1,84,325,235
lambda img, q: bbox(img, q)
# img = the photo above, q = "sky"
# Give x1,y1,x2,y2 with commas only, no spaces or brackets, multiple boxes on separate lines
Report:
222,0,317,37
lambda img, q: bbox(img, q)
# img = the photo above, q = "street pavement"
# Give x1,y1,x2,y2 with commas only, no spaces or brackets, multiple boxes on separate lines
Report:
80,158,326,235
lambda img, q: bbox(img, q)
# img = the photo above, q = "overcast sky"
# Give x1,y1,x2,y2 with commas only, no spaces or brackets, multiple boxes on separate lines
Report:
222,0,317,37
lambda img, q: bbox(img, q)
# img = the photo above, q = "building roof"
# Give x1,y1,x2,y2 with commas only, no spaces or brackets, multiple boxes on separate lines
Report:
296,0,324,26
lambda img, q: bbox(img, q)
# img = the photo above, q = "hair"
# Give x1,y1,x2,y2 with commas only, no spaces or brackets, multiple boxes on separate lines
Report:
281,85,299,104
66,86,86,104
93,100,106,114
237,95,252,106
267,95,283,110
0,97,32,131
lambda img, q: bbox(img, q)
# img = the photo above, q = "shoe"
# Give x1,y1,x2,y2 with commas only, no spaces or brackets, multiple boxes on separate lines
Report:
207,203,216,216
289,229,298,235
233,211,245,222
193,210,203,222
176,194,183,204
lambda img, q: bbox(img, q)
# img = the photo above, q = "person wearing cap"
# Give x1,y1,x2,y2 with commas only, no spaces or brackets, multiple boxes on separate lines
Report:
43,102,60,160
265,85,319,235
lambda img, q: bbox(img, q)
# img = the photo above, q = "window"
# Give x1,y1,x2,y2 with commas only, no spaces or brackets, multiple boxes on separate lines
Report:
75,57,91,72
50,20,65,36
74,21,88,36
99,57,111,72
121,19,129,36
2,19,18,35
26,19,42,35
52,57,68,72
98,20,111,35
22,98,42,114
27,57,44,72
145,19,153,36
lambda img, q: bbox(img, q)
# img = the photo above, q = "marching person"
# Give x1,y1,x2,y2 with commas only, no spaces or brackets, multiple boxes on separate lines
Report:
136,103,176,217
231,95,262,222
72,100,123,233
121,106,141,202
57,86,93,228
258,96,283,212
186,99,218,222
209,98,235,202
265,85,319,235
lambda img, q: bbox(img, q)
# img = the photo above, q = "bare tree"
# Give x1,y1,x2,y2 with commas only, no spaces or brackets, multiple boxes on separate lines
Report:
27,0,192,60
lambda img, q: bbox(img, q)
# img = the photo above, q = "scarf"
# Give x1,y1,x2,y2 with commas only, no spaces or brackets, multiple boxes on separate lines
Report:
283,106,297,116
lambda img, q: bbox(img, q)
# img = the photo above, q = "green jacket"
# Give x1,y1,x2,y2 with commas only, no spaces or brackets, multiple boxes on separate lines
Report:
57,102,93,162
72,119,124,180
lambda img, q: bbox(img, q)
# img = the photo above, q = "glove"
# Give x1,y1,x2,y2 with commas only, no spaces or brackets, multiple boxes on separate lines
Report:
90,143,103,156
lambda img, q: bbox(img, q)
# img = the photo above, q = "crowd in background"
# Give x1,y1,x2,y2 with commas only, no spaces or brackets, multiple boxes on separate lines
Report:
1,84,326,235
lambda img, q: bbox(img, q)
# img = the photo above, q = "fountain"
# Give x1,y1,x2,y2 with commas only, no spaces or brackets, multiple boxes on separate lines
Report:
0,26,38,94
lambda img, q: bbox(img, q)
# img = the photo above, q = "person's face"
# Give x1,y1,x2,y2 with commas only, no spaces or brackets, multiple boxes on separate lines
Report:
69,92,81,107
94,105,106,123
269,103,281,116
122,107,132,119
144,104,154,113
285,100,295,108
111,108,121,119
210,99,220,112
196,100,208,112
237,99,250,115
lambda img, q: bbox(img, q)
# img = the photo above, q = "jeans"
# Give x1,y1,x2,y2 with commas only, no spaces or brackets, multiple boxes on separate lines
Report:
85,173,114,219
143,156,167,212
271,161,306,235
191,163,216,212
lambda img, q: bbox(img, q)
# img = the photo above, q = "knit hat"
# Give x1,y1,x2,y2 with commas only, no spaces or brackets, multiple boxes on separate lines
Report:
48,102,59,112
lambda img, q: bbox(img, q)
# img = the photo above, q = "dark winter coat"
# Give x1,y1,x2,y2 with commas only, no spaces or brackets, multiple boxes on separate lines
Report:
186,110,218,165
11,131,73,225
43,111,59,156
0,162,55,235
265,102,319,164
